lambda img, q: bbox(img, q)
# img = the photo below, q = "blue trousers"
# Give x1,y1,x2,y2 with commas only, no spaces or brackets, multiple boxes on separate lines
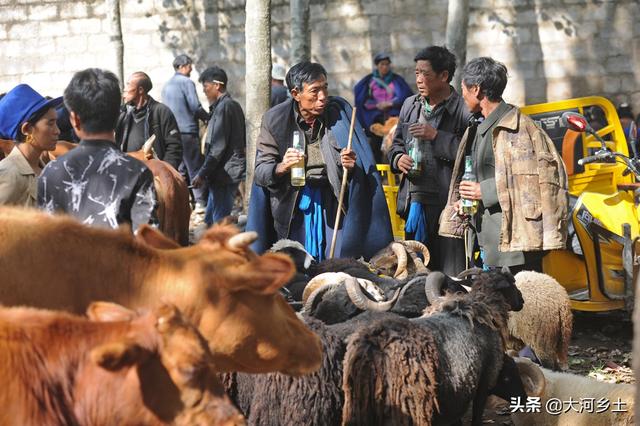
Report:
205,182,239,226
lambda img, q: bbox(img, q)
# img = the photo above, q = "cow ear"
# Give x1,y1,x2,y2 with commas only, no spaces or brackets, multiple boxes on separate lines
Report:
135,225,180,249
87,302,137,322
224,253,295,295
91,341,149,371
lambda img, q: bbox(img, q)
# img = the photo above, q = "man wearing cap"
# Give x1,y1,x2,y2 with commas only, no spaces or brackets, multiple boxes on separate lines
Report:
0,84,62,206
271,63,289,107
115,71,183,171
191,66,246,225
354,52,413,162
162,54,210,209
38,68,158,231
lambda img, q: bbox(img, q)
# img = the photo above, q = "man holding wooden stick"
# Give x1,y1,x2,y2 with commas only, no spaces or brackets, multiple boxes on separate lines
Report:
248,61,392,260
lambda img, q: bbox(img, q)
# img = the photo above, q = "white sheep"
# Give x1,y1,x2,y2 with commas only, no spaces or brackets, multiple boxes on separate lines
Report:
508,271,573,370
512,356,634,425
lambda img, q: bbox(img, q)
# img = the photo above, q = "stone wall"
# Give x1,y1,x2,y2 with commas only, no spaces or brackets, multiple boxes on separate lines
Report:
0,0,638,113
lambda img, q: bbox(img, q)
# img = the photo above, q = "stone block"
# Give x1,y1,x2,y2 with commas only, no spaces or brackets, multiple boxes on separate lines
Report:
0,24,6,40
68,18,102,35
1,4,28,22
603,76,622,93
55,35,88,53
606,57,633,74
28,3,59,21
59,2,88,19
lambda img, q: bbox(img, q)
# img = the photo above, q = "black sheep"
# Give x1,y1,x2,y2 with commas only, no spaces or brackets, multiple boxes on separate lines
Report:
342,269,524,426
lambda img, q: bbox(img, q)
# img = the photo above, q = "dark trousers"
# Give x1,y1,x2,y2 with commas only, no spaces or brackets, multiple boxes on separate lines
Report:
180,133,208,206
405,204,466,276
205,182,239,226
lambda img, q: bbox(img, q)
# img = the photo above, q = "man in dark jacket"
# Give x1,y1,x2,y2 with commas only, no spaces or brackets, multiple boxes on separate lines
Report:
191,66,246,226
388,46,472,275
115,71,183,170
247,61,393,260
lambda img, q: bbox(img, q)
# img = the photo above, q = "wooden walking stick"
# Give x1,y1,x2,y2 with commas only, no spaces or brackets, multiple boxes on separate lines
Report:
329,107,357,259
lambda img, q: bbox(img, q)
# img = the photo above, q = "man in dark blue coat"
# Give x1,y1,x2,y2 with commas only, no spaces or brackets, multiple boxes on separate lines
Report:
247,61,393,260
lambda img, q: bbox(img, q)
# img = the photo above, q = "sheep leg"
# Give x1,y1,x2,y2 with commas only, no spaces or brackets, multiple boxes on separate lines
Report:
470,389,489,426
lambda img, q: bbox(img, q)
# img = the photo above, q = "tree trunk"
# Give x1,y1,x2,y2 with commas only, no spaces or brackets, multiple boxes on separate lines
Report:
244,0,272,210
106,0,124,89
290,0,310,63
445,0,469,91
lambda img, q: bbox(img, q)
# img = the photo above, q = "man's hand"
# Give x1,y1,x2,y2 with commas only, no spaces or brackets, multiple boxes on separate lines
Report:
409,123,438,141
397,154,414,174
192,175,205,189
459,181,482,200
341,148,357,171
453,199,462,215
275,148,305,176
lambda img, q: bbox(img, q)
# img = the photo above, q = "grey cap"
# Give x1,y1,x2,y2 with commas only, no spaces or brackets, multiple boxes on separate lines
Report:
272,63,286,81
173,54,193,70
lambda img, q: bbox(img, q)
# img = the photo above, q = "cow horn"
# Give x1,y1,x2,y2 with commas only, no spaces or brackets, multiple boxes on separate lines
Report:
345,276,399,312
228,231,258,249
302,282,342,314
424,271,447,304
514,357,546,398
391,242,408,279
401,240,430,269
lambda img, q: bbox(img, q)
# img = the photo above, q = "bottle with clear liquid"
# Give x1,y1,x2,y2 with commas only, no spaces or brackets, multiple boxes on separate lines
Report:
461,155,478,215
290,130,306,187
406,136,424,179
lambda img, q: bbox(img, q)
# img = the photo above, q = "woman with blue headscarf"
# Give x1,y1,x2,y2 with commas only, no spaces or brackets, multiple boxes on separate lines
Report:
0,84,61,206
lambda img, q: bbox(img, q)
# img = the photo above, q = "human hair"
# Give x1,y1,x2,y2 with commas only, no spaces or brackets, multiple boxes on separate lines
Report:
15,106,55,142
285,62,327,93
413,46,456,83
63,68,121,134
461,57,508,102
172,54,192,70
132,71,153,93
199,66,228,87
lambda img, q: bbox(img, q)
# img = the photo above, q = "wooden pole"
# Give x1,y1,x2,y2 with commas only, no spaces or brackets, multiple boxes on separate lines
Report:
329,107,357,258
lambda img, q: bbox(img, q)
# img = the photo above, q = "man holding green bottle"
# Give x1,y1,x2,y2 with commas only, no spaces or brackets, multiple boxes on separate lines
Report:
440,57,568,273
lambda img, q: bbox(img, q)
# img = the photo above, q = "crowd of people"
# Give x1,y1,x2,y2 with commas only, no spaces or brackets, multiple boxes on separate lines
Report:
0,45,573,273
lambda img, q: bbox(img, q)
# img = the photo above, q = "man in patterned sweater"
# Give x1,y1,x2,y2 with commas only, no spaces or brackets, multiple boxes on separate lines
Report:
38,68,158,231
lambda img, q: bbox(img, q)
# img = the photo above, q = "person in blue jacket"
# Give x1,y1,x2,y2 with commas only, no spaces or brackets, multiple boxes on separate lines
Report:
354,52,413,163
247,61,393,260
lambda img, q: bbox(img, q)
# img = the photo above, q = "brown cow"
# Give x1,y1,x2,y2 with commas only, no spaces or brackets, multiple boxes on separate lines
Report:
0,302,245,426
0,207,322,375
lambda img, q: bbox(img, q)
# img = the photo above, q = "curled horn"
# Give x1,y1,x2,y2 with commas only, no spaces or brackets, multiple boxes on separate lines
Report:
228,231,258,249
345,276,399,312
401,240,431,269
391,242,408,279
457,267,484,280
302,273,347,303
302,282,342,314
424,271,447,304
514,357,546,398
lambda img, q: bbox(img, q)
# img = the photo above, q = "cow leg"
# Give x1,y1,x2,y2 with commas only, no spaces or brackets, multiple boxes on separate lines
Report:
471,390,489,426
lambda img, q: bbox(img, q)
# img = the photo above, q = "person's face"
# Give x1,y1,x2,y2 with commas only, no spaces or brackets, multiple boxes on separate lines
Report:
123,76,143,105
415,60,449,98
461,82,482,113
202,81,222,103
24,108,59,151
376,59,391,77
292,75,328,119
